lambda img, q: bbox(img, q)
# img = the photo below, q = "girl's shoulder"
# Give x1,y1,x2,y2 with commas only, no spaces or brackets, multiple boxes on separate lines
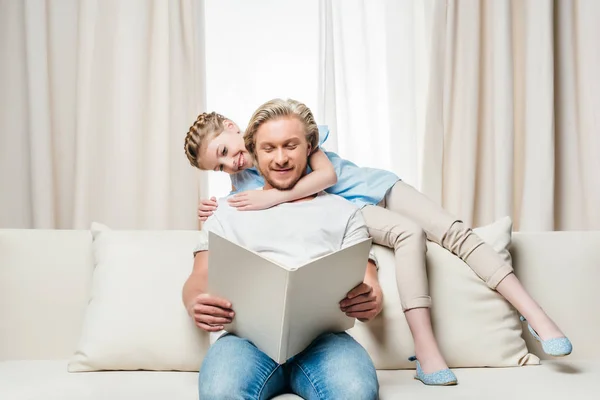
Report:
231,167,264,193
317,125,330,147
231,167,259,183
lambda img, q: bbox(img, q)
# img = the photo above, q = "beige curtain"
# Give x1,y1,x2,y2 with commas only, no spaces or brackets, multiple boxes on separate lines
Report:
422,0,600,231
318,0,433,187
0,0,206,230
321,0,600,231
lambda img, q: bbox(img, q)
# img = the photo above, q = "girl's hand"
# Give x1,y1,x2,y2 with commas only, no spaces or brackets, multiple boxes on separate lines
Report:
198,197,218,221
227,190,283,211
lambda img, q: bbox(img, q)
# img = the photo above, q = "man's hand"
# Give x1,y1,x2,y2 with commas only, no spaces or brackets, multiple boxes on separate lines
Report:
227,189,284,211
187,293,234,332
339,282,383,323
198,197,218,221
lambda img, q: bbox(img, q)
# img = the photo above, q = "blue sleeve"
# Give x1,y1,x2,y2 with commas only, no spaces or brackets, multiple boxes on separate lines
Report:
317,125,330,148
230,173,240,194
229,168,264,194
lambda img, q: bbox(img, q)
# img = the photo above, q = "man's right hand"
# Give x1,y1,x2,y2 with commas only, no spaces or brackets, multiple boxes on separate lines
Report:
198,197,218,221
187,293,234,332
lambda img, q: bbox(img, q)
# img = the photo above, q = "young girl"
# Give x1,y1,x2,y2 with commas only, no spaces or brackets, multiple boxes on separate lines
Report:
184,99,572,386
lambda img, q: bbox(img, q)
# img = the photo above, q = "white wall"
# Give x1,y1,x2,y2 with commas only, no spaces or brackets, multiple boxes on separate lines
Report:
204,0,320,197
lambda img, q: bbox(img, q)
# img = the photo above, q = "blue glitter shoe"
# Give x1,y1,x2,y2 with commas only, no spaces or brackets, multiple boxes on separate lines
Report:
520,316,573,357
408,356,457,386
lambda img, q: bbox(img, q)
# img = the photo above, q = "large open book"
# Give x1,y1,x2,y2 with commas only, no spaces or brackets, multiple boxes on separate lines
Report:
207,232,372,363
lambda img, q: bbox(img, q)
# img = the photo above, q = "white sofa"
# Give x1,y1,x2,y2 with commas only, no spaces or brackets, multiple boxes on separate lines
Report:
1,227,599,400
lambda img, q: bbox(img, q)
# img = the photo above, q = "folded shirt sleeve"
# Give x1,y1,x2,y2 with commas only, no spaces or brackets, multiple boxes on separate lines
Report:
193,214,226,255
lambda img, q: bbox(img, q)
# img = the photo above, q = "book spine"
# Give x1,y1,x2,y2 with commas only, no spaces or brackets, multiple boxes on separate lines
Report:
279,269,292,363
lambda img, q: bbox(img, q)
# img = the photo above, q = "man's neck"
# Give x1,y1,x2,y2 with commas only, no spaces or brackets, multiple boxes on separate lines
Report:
262,185,319,204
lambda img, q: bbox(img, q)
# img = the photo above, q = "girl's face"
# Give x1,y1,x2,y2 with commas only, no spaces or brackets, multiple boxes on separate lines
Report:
202,120,253,174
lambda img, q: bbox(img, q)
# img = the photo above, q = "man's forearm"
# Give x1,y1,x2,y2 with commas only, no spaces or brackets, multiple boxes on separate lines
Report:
182,251,209,313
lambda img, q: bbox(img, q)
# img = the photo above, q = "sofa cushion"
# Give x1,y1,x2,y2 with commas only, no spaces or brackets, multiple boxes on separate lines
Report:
68,223,209,372
69,218,536,372
376,360,597,399
0,360,595,400
1,360,198,400
349,217,539,368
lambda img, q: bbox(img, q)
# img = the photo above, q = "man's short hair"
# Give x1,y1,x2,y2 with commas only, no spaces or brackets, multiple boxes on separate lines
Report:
244,98,319,159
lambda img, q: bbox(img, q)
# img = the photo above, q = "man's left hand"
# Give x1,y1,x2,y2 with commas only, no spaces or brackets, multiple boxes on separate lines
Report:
227,189,283,211
339,282,383,323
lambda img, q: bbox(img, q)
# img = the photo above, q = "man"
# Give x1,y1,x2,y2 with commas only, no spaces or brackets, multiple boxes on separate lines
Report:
182,98,382,399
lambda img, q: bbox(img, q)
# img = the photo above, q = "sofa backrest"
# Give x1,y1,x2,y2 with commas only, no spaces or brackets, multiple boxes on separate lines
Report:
1,228,599,361
508,231,600,361
0,229,93,360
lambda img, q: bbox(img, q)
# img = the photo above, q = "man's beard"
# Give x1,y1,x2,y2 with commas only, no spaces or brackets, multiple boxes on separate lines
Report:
264,175,295,191
258,161,306,191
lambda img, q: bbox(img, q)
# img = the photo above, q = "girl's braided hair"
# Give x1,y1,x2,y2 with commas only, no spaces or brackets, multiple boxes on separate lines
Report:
184,112,228,169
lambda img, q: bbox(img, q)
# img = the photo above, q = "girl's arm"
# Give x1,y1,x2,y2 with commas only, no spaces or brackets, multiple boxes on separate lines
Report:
197,184,237,222
277,148,337,202
227,149,338,210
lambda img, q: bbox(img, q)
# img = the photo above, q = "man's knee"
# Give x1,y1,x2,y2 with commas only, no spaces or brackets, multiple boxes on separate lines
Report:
294,362,379,400
199,379,237,400
198,334,269,400
198,351,251,400
300,333,379,399
325,372,379,400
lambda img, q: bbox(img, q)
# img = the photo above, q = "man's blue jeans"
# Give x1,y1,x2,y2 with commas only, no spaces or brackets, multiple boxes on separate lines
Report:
198,332,379,399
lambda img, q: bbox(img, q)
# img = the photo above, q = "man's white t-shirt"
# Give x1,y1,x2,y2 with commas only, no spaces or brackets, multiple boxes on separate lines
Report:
193,191,376,344
194,192,375,267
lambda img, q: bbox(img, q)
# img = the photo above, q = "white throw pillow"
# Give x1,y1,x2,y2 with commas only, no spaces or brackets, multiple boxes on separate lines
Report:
348,216,540,369
68,223,210,372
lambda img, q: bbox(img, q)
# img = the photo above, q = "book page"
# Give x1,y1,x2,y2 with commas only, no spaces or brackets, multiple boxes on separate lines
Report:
207,232,289,363
282,238,372,360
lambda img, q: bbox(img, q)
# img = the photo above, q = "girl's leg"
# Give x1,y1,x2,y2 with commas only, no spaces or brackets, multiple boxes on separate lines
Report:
383,181,565,341
496,274,564,340
404,308,448,373
361,205,450,373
